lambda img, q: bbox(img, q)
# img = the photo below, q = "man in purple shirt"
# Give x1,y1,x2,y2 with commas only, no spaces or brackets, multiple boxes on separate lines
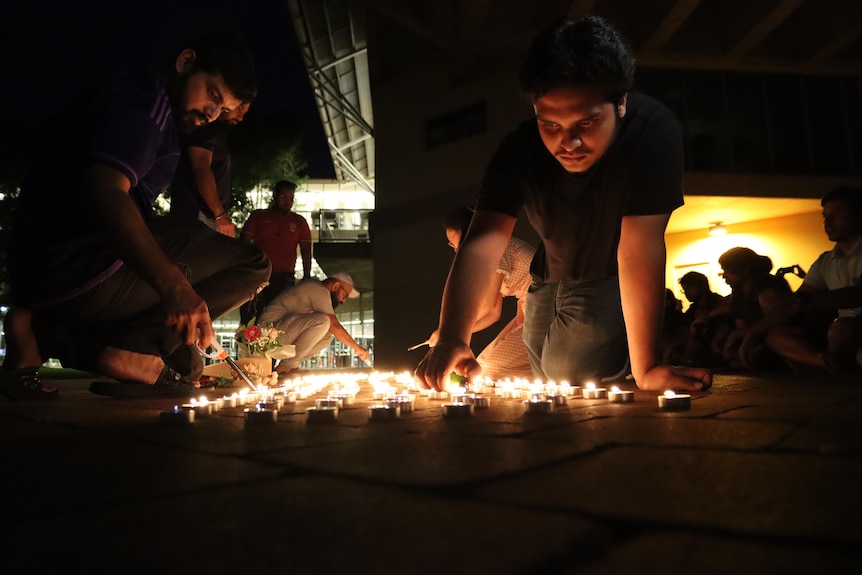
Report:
1,31,270,399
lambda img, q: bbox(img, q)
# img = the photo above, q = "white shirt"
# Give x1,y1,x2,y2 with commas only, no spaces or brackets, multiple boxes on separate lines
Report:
802,238,862,317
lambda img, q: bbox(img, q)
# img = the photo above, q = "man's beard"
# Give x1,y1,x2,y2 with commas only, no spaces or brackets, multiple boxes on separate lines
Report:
167,74,208,133
330,293,341,309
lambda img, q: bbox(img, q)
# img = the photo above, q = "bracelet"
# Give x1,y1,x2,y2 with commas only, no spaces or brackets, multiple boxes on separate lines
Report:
214,212,227,220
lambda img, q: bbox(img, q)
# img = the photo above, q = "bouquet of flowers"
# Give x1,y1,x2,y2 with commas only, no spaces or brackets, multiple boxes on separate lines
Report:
235,318,284,357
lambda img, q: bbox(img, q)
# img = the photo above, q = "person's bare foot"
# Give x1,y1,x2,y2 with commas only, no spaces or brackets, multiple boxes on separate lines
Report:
96,347,164,385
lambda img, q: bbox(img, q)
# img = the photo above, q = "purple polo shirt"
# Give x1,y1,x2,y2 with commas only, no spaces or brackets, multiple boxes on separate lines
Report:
9,71,180,307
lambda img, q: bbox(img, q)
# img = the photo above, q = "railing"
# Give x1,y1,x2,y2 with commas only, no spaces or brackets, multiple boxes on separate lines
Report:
314,209,372,243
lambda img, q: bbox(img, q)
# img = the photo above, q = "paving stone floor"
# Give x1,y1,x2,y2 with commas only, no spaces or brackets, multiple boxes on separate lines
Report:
1,369,861,574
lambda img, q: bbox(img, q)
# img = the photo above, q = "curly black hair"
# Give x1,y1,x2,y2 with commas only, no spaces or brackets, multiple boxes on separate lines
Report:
518,15,634,106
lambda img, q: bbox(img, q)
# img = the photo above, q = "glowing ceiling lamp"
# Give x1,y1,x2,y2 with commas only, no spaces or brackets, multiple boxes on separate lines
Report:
708,222,727,236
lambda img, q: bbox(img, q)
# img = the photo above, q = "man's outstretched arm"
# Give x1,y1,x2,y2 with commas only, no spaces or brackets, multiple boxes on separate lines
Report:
618,213,712,391
415,210,515,391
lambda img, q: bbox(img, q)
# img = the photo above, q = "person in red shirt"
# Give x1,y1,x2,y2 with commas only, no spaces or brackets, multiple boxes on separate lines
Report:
240,180,312,323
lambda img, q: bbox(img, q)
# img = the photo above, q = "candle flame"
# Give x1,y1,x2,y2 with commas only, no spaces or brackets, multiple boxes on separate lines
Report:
585,381,596,390
664,390,676,398
611,386,621,393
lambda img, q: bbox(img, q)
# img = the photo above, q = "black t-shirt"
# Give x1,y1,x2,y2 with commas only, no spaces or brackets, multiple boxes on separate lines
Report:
478,92,684,283
169,120,232,220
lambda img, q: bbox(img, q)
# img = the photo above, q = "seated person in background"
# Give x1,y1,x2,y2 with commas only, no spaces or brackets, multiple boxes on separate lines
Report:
663,271,731,368
427,206,535,381
659,288,685,358
766,186,862,371
717,247,791,369
259,272,371,375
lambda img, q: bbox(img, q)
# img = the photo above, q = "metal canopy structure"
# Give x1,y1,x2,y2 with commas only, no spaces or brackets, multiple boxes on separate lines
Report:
288,0,375,194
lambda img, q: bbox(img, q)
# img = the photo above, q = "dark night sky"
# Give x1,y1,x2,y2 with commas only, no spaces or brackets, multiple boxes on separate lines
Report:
0,0,333,177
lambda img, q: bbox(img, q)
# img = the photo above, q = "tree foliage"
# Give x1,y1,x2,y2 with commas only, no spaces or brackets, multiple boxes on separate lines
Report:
0,122,35,307
227,109,308,226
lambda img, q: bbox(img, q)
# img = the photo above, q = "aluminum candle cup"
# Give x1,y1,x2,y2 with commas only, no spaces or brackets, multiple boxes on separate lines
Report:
523,397,553,414
581,383,607,399
473,396,491,409
658,390,691,410
428,390,449,400
181,402,212,418
442,402,474,417
386,397,414,413
332,393,356,406
221,395,237,408
369,404,400,420
549,394,568,407
307,406,339,423
316,398,341,409
160,405,194,425
244,406,278,424
608,387,634,403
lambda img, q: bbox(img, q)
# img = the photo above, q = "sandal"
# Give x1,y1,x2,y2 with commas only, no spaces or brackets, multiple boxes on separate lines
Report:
164,344,204,381
89,364,198,398
0,368,59,401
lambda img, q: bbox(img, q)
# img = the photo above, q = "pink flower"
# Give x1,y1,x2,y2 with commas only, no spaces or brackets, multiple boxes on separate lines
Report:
268,328,279,339
244,325,261,342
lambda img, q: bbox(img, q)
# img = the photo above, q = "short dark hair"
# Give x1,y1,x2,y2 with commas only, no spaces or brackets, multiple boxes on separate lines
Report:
273,180,297,195
518,15,635,106
679,271,709,289
185,30,257,103
718,247,773,276
822,185,862,218
444,206,475,234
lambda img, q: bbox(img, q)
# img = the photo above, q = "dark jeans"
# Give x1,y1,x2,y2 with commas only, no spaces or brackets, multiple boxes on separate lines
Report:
239,271,296,326
32,219,271,370
523,276,628,383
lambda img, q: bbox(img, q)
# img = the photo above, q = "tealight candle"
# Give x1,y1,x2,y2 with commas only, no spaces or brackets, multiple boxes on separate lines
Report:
181,400,212,418
523,397,553,414
160,405,194,425
369,404,400,420
244,405,278,424
658,390,691,410
316,398,341,409
442,402,473,417
331,393,356,406
451,393,475,404
386,397,414,413
221,394,237,408
307,406,339,423
608,386,634,403
549,393,568,407
236,389,252,406
582,382,607,399
473,396,491,409
258,397,283,412
428,390,449,400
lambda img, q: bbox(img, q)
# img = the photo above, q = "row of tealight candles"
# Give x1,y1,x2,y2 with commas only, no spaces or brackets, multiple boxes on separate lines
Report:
159,370,692,426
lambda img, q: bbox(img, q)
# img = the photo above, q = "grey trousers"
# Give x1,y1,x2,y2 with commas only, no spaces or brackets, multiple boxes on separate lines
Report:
270,312,332,369
523,276,629,383
33,218,271,369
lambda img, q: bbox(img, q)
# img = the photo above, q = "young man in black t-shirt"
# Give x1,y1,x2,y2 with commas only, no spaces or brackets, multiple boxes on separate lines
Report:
415,16,711,392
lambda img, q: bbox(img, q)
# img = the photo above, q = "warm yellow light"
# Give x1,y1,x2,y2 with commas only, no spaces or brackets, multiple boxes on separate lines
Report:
708,222,727,236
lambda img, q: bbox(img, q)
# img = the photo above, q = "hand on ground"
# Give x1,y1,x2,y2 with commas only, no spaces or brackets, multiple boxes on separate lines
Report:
636,364,712,391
